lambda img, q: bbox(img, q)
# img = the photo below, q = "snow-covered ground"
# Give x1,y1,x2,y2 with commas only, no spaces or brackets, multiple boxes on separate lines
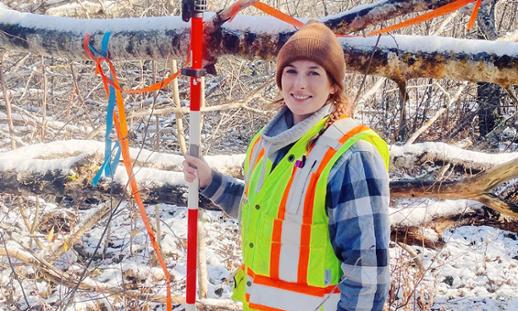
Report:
403,226,518,311
1,194,516,310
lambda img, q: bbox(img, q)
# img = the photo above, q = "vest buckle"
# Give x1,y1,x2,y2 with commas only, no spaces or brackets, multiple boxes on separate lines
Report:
295,155,306,168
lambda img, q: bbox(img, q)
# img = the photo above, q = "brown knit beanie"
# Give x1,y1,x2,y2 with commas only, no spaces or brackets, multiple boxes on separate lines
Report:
276,21,345,91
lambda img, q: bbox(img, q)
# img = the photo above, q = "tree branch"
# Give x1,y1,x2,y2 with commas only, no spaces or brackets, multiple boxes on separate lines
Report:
1,3,517,85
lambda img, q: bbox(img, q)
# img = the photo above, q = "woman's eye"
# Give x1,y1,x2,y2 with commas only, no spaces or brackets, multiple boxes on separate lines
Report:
309,71,320,76
285,69,297,74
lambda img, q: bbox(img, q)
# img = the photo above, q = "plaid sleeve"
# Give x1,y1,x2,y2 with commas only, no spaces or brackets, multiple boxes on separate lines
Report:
326,141,390,311
200,170,244,218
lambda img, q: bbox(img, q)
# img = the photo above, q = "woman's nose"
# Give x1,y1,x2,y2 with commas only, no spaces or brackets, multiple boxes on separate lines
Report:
294,75,307,89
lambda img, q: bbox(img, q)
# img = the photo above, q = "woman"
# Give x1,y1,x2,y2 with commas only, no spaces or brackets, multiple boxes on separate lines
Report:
183,22,390,311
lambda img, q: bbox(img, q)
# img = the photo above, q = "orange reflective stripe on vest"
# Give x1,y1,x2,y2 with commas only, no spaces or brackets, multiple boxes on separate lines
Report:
270,163,299,280
246,268,340,310
297,125,369,284
248,267,340,296
237,117,388,310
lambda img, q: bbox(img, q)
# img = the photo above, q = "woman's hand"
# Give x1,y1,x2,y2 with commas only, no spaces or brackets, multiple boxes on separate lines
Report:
182,155,213,188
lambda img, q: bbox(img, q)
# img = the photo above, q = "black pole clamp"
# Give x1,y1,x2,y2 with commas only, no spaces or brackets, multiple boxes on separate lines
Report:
182,0,207,21
182,0,214,76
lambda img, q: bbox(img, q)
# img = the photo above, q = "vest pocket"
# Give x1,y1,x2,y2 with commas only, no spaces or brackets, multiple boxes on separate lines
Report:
249,216,274,275
307,223,341,287
285,159,317,215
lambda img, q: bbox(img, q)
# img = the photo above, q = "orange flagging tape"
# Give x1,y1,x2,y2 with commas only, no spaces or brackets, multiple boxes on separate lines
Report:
109,62,174,311
367,0,479,36
252,2,304,29
125,71,181,94
84,36,173,311
467,0,482,30
83,34,185,95
226,1,480,38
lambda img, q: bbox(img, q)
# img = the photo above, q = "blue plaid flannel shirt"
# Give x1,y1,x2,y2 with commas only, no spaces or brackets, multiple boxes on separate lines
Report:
202,140,390,311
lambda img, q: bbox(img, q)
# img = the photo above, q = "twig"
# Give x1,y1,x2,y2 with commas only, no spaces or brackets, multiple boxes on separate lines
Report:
0,232,31,309
405,107,447,145
171,59,187,154
352,34,382,108
155,204,161,251
69,62,95,129
405,82,467,145
397,242,425,276
504,85,518,105
130,77,270,120
0,53,17,150
40,56,48,141
58,198,122,310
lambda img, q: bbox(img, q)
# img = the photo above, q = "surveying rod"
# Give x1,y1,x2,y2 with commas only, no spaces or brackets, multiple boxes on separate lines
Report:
182,0,206,310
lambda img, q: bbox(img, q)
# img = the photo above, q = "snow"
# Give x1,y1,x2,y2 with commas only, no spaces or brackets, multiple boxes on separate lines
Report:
0,7,189,33
1,193,516,310
0,139,244,178
114,166,186,187
342,34,518,57
390,199,482,227
390,142,518,168
414,226,518,310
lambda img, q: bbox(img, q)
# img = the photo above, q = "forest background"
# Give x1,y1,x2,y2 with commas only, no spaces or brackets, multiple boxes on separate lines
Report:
0,0,517,310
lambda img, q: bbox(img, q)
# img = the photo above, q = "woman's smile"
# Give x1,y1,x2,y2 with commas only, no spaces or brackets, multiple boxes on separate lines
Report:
281,59,335,124
291,93,312,101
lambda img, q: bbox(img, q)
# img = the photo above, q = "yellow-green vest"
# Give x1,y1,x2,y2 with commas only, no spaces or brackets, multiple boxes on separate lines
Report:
233,117,389,311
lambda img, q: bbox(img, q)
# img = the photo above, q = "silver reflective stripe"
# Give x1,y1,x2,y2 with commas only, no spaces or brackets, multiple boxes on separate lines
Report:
284,156,318,215
324,118,362,146
278,214,302,282
276,118,362,285
246,138,263,182
248,282,340,311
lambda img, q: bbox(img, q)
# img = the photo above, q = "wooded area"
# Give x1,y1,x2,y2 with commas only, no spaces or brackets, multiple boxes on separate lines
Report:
0,0,516,310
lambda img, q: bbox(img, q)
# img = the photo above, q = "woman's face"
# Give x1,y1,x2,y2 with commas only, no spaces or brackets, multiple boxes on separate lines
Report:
281,60,336,124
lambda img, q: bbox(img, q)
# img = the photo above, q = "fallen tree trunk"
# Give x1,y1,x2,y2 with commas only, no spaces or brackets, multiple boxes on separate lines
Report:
1,4,517,86
390,142,518,171
0,140,516,218
391,208,518,249
391,158,518,217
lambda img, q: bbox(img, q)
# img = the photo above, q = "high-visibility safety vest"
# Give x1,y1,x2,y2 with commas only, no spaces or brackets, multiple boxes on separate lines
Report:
233,117,390,311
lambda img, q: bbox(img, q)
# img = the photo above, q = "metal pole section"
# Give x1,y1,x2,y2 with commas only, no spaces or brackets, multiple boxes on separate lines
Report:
183,1,206,310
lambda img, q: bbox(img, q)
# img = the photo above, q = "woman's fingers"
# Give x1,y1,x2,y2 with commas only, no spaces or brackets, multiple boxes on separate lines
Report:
182,159,196,182
184,154,205,168
182,155,212,188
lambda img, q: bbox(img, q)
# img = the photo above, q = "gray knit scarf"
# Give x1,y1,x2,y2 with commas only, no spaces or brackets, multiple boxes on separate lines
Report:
253,103,332,191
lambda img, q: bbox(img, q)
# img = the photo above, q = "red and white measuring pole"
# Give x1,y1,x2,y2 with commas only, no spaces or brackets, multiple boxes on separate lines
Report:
182,0,206,310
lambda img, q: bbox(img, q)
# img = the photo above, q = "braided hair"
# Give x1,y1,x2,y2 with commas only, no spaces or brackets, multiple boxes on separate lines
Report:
306,83,353,152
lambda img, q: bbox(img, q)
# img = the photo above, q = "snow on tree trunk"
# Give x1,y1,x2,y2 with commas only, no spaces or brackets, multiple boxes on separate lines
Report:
1,5,518,86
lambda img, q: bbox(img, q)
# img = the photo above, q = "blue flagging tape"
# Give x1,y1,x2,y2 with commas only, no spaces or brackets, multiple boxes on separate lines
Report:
100,32,111,56
92,32,124,186
88,32,111,58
